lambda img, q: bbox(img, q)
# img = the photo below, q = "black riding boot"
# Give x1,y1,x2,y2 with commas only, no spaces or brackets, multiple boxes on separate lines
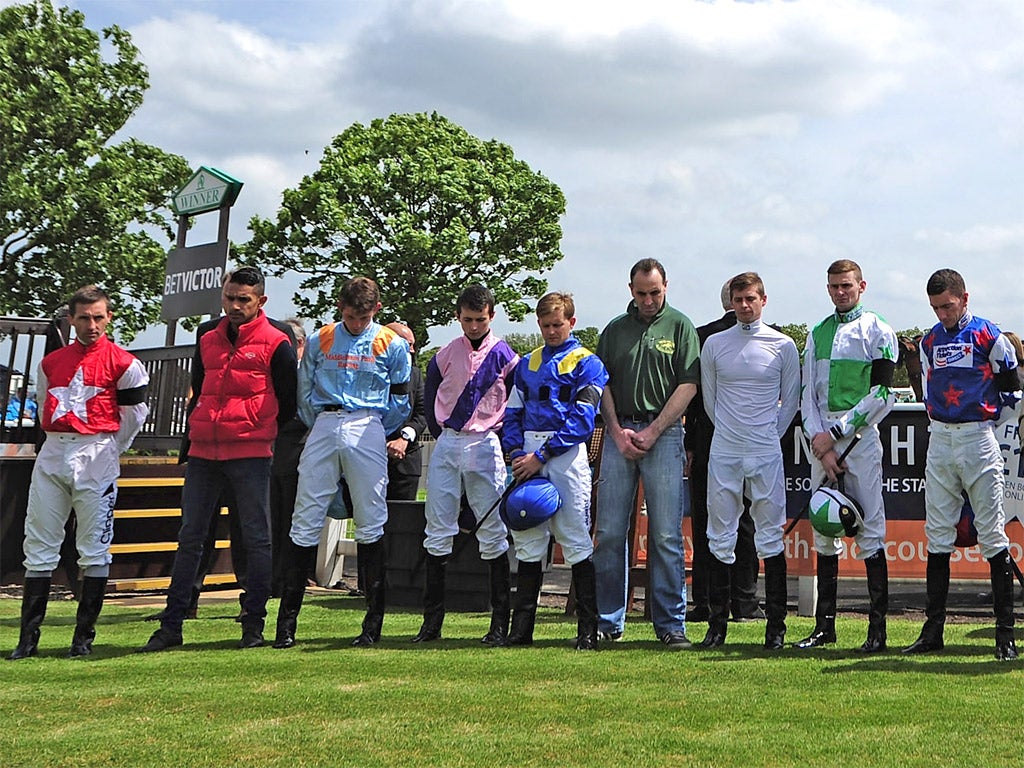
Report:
508,560,543,646
273,541,318,649
700,556,731,648
352,539,387,646
571,558,599,651
763,554,787,650
412,554,447,643
903,552,950,654
481,555,511,646
795,553,838,648
68,577,107,657
8,577,51,660
857,548,888,653
989,549,1018,661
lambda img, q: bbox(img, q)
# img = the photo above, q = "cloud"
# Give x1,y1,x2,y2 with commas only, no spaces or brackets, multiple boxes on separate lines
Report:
913,224,1024,254
128,11,351,157
19,0,1023,344
346,0,924,148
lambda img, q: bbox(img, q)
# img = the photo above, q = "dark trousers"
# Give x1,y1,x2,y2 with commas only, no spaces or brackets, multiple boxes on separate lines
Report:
269,426,304,593
269,469,300,592
180,489,242,602
386,467,420,502
163,457,273,630
689,455,760,616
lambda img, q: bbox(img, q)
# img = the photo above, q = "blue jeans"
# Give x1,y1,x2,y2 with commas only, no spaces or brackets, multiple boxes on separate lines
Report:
162,457,273,631
594,420,686,638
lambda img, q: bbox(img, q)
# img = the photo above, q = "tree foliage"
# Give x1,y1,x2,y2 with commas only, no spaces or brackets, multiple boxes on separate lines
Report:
504,332,544,357
244,112,566,347
0,2,190,340
777,323,808,355
574,326,601,353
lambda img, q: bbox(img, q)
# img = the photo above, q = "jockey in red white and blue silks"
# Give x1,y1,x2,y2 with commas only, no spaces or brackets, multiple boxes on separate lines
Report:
920,310,1020,557
26,335,149,573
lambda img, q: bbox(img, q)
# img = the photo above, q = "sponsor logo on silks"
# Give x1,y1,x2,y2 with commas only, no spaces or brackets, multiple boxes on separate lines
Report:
934,343,972,368
99,487,117,545
654,339,675,354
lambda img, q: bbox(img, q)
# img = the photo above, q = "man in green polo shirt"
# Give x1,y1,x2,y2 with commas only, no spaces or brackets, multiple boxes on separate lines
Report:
593,258,700,648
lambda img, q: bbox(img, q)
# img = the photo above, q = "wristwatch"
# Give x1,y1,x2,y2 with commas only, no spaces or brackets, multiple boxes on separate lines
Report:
400,426,417,442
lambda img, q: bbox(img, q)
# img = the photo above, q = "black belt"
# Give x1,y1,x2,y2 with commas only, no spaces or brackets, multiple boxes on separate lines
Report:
322,404,350,412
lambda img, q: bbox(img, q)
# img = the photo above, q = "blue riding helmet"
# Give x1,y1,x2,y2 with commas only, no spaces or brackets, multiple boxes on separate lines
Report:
499,478,562,531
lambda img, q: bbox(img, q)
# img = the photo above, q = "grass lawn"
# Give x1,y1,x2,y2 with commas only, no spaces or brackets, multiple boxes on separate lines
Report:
2,593,1022,768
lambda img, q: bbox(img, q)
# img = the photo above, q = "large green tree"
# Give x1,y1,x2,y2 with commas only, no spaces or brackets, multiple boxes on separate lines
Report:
0,2,190,340
245,112,566,347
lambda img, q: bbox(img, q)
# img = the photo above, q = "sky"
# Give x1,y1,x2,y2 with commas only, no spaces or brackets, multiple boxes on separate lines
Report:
41,0,1024,348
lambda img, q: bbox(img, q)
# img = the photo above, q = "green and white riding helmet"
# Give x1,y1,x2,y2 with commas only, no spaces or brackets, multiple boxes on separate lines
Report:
808,486,865,538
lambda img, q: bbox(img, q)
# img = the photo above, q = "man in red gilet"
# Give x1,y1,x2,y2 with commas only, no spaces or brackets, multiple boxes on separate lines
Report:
140,267,297,653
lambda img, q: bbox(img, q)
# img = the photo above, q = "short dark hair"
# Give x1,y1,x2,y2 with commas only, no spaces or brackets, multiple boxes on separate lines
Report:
729,271,765,299
456,284,495,315
827,259,862,281
630,258,667,284
68,285,111,315
926,268,966,298
339,277,381,312
225,266,266,294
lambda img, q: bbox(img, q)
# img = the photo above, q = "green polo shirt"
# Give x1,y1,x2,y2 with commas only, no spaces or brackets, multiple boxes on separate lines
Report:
597,300,700,418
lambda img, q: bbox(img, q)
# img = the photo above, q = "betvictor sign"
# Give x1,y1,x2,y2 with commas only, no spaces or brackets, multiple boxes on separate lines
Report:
162,167,244,321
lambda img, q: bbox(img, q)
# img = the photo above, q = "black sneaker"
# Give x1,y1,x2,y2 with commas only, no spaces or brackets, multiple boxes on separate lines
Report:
660,630,693,650
597,629,623,643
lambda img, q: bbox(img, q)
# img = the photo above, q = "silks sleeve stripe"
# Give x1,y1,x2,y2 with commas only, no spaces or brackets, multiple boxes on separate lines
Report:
117,385,148,406
994,367,1019,392
576,385,602,407
374,326,399,357
557,347,592,375
318,323,338,355
870,359,896,388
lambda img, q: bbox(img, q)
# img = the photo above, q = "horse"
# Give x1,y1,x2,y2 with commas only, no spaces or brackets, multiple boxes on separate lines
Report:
897,334,923,402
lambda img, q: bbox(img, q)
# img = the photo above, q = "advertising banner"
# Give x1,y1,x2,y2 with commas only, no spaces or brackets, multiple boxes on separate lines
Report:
779,405,1022,578
632,406,1024,581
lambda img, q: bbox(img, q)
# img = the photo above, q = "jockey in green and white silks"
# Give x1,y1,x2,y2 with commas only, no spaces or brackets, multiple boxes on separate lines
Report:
801,303,898,558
